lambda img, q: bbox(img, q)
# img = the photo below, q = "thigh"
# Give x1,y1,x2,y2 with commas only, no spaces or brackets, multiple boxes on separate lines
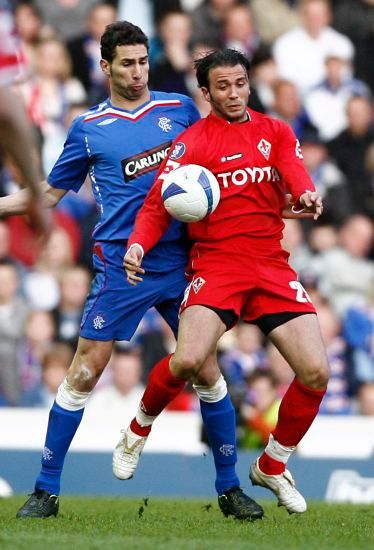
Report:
268,314,329,380
175,305,227,365
243,251,316,322
155,269,190,338
80,243,186,341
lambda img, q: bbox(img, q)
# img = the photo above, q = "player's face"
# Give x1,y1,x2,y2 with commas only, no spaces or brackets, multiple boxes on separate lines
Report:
201,64,250,123
101,44,149,103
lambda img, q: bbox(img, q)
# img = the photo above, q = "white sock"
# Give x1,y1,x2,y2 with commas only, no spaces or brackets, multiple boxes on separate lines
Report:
193,374,227,403
135,403,158,427
264,434,295,465
56,378,90,411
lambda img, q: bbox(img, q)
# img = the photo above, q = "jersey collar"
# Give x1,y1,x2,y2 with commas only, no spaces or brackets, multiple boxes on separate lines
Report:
208,108,252,126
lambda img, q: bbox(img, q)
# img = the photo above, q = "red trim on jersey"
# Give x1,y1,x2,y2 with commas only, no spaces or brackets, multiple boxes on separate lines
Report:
84,100,182,123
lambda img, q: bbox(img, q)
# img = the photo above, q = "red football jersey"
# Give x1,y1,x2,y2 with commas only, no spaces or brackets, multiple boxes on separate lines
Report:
129,109,315,253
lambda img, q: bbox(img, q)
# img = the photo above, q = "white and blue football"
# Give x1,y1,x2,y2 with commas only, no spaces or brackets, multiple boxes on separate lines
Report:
161,164,220,223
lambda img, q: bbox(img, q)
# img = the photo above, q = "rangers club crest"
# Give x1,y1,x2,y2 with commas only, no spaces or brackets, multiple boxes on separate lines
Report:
158,116,172,132
192,277,206,294
257,139,271,160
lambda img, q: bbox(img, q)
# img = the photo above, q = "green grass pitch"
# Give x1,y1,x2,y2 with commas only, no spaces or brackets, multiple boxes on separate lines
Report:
1,497,373,550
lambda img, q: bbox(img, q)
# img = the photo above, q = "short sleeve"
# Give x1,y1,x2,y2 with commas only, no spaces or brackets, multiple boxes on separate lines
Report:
47,118,90,193
186,97,201,126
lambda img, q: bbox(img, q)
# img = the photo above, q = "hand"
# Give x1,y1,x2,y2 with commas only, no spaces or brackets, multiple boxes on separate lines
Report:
123,244,145,286
282,194,316,219
298,191,324,220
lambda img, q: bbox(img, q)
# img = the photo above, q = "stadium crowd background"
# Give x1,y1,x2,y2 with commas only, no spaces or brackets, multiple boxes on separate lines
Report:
0,0,374,450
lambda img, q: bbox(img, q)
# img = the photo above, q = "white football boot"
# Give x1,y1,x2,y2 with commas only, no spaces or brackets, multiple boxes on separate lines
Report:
112,426,148,480
249,459,307,514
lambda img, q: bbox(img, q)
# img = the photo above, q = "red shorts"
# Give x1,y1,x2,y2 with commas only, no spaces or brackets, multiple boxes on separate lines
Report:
0,7,25,86
180,238,316,324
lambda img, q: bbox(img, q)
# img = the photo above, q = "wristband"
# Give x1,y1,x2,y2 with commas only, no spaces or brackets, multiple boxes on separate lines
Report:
127,243,144,259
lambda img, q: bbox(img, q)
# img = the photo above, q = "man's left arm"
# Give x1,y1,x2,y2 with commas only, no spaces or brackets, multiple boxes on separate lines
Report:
276,123,323,220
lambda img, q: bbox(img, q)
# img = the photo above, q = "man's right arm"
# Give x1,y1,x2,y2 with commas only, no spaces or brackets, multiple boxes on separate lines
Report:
0,180,67,218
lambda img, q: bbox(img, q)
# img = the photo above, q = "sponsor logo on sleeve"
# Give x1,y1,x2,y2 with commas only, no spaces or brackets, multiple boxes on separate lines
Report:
170,142,186,160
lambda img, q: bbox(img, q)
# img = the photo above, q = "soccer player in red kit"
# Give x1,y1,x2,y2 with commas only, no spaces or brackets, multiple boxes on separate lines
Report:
123,49,329,515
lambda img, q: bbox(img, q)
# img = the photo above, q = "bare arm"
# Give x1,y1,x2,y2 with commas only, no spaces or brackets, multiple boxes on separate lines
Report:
0,86,42,197
0,86,53,235
0,180,67,218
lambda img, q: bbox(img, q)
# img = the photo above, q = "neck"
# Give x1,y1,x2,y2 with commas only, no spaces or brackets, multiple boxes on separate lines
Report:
110,89,151,111
306,27,322,40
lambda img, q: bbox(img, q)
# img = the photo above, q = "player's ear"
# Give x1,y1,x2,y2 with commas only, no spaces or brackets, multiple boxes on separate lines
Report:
201,86,211,104
100,59,110,76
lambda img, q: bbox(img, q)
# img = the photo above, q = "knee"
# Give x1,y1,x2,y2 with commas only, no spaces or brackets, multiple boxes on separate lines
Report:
300,359,329,390
171,352,203,380
193,359,221,386
67,351,107,392
67,363,97,392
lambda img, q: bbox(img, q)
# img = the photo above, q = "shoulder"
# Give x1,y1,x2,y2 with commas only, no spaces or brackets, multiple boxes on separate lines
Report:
73,100,111,125
274,27,303,48
181,116,207,138
169,118,207,155
250,109,285,133
323,27,354,53
66,101,109,136
152,91,197,110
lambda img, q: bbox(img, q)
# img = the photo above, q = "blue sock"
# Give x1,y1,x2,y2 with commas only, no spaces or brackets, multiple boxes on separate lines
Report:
200,393,240,495
35,401,84,495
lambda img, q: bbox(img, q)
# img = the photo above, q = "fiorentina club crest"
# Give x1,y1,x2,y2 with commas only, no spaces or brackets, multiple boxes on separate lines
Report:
192,277,206,294
257,138,272,160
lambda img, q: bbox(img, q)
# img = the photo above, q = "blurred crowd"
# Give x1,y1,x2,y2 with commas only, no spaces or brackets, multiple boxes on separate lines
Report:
1,0,374,449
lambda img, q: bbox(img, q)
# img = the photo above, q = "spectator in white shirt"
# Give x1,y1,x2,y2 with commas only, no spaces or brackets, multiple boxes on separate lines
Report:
304,48,371,141
273,0,354,95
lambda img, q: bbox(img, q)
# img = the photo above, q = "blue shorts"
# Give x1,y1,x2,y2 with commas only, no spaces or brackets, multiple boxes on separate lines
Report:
80,240,188,341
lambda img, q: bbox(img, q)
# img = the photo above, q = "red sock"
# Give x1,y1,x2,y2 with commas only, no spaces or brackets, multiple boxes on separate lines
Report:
131,354,186,436
130,418,151,436
259,378,326,475
258,453,285,475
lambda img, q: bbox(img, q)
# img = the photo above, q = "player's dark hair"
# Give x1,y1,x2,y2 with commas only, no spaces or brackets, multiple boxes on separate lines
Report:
195,49,250,90
100,21,149,62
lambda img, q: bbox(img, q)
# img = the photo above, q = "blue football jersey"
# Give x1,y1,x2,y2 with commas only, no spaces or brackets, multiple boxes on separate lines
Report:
48,91,200,242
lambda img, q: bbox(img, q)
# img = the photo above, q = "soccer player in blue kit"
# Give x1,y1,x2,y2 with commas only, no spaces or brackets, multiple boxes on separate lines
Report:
1,21,263,520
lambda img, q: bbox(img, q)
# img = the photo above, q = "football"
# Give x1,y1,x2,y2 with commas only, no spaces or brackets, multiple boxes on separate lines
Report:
161,164,220,223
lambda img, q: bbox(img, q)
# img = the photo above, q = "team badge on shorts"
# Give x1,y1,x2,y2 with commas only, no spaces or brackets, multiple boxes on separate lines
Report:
192,276,206,293
257,139,272,160
93,315,106,329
